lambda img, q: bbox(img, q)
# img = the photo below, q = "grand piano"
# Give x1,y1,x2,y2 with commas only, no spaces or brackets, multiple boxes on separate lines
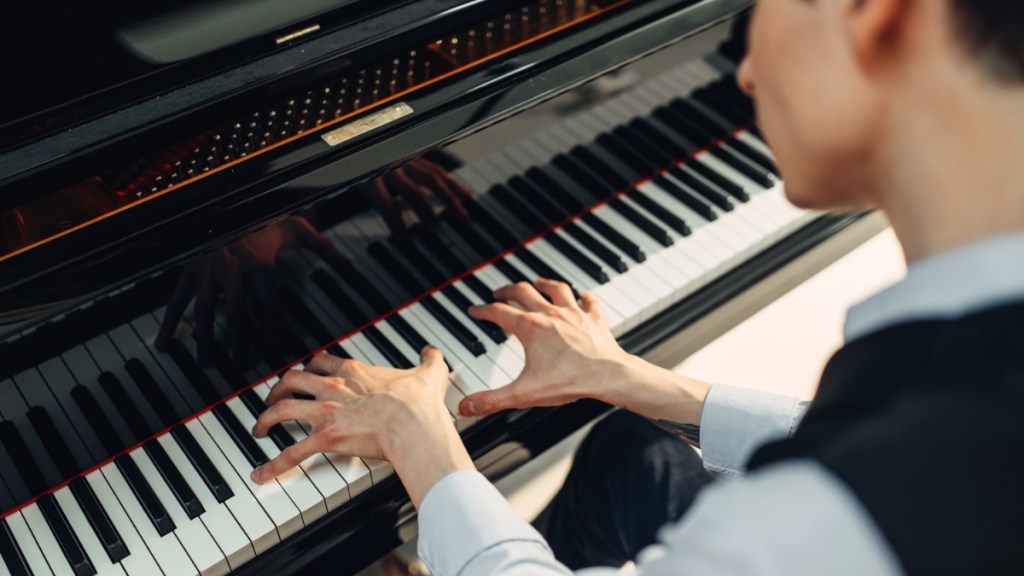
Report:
0,0,885,574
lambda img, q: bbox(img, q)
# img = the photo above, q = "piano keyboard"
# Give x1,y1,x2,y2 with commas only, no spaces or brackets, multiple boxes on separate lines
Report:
0,53,816,576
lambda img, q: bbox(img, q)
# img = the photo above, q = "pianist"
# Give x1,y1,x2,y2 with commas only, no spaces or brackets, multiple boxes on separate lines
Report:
252,0,1024,573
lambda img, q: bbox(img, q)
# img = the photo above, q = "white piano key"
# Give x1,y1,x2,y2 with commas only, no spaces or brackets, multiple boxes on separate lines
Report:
181,423,281,553
395,307,491,396
128,450,228,576
255,378,371,499
100,464,198,576
20,503,75,576
7,511,55,576
195,414,303,541
224,398,328,525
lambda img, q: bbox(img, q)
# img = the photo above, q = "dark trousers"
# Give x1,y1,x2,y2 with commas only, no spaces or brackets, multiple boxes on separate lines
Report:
532,410,713,570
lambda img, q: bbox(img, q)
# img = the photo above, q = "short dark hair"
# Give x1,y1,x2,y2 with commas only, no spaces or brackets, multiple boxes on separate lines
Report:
949,0,1024,83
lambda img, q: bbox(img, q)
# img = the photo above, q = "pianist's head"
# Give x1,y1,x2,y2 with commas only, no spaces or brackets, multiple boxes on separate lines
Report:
736,0,1024,236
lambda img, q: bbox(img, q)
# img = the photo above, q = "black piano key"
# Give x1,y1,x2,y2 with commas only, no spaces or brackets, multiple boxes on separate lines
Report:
463,273,498,303
124,359,180,429
239,390,295,452
311,269,371,326
525,167,586,213
494,258,532,285
331,344,354,359
710,77,756,117
116,453,176,536
594,133,659,177
656,102,719,146
440,208,503,260
367,242,428,297
494,183,608,283
668,97,735,138
545,232,609,283
562,222,628,273
511,172,627,271
688,89,748,129
420,298,486,357
0,518,33,576
724,138,779,176
612,126,676,168
571,145,635,192
0,476,14,515
580,213,645,263
687,159,749,203
166,341,222,405
669,166,734,212
170,425,233,503
553,152,614,199
629,189,691,236
652,175,717,221
443,284,506,345
508,175,570,222
69,477,130,563
387,314,430,352
609,198,673,247
25,405,130,563
28,407,83,480
144,440,204,519
70,386,125,455
37,494,95,576
211,405,268,469
364,326,414,368
715,148,775,188
68,473,129,561
98,372,152,442
0,421,49,494
514,246,575,290
629,117,692,159
491,185,548,233
336,261,394,316
410,223,474,277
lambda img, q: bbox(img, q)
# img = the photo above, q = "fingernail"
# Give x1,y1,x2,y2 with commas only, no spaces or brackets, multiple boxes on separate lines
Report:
464,399,476,416
250,469,261,483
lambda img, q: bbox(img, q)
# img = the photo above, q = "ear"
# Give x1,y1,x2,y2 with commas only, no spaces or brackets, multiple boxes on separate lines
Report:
846,0,914,71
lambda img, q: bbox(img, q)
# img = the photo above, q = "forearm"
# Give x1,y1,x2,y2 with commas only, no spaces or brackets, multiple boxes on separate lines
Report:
600,355,712,446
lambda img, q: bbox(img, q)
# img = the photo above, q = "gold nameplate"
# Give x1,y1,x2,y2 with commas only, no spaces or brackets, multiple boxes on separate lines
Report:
321,102,414,147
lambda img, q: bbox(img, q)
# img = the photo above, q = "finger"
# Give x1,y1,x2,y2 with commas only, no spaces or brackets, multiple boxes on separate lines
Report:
389,168,438,227
468,301,526,333
305,351,356,377
534,278,578,309
458,380,532,417
251,436,325,484
579,291,606,324
266,370,332,406
493,282,550,313
252,397,319,438
418,345,449,383
156,259,202,348
364,178,407,239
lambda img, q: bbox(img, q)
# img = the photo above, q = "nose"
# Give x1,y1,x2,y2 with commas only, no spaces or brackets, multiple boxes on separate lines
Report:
737,55,756,97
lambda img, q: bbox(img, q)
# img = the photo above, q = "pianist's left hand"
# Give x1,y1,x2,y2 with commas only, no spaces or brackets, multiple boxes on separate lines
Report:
250,346,474,508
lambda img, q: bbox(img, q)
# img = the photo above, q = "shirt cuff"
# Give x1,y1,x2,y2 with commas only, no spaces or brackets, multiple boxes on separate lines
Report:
418,470,552,575
699,384,808,477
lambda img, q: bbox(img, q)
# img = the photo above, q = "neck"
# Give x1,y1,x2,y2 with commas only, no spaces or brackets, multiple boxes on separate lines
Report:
876,71,1024,265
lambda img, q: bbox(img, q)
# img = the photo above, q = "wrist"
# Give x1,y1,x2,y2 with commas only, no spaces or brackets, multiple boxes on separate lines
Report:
603,355,711,426
386,404,474,509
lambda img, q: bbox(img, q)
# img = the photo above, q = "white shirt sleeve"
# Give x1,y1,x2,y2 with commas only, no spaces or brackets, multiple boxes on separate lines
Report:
417,465,902,576
698,384,809,477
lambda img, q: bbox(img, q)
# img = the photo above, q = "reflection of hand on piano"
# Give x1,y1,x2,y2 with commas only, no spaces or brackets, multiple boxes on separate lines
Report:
359,156,475,238
250,347,474,508
154,215,350,367
459,278,632,417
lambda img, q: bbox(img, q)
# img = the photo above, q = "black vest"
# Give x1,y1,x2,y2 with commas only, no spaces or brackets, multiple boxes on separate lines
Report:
748,302,1024,575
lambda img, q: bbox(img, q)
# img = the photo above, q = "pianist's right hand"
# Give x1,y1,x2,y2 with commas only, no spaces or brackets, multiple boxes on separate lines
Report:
463,278,712,442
